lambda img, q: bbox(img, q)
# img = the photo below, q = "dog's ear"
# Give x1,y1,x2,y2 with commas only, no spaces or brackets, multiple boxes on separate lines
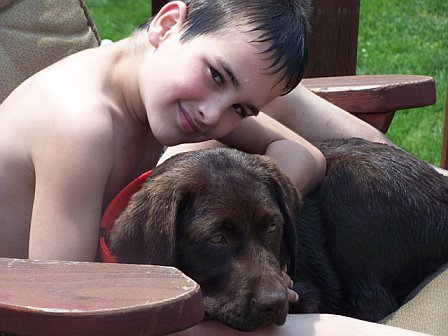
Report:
256,156,302,274
108,155,198,266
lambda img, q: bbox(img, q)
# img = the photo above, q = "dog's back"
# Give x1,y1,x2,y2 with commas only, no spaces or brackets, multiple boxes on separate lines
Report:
291,138,448,321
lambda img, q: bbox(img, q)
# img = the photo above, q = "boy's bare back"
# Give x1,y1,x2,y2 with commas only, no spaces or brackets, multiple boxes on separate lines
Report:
0,39,163,259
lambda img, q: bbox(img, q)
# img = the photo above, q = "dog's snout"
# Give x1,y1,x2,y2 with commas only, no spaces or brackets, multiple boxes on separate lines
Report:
251,290,288,324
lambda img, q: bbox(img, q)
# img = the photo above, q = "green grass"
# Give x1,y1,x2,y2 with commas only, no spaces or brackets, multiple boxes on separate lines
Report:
85,0,448,165
84,0,151,41
357,0,448,164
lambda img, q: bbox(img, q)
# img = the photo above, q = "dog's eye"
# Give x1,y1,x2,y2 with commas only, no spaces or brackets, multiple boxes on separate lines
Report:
209,234,226,244
268,223,278,233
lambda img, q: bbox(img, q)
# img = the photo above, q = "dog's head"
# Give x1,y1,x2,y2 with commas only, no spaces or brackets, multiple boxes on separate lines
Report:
108,148,301,331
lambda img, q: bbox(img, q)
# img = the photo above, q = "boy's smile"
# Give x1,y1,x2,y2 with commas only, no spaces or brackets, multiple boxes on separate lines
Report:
178,101,201,135
139,3,285,146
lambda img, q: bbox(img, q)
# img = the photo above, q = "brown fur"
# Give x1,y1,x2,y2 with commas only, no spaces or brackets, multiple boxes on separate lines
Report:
108,138,448,331
108,148,301,331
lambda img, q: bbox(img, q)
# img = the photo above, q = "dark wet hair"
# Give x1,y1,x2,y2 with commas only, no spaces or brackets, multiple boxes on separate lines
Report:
141,0,311,95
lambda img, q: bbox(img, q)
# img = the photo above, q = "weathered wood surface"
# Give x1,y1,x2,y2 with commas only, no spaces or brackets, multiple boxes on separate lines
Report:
0,258,204,336
303,75,436,132
306,0,360,78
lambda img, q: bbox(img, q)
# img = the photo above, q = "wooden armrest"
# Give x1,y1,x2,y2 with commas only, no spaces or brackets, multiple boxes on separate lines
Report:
302,74,436,113
0,258,204,336
302,75,436,133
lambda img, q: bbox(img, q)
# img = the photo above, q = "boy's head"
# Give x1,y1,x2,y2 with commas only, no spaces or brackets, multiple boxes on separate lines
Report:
141,0,311,95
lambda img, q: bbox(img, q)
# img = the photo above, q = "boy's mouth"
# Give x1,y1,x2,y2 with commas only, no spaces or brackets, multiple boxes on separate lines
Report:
178,102,200,134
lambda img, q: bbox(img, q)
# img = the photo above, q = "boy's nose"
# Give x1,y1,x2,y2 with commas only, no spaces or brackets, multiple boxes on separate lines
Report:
198,100,227,127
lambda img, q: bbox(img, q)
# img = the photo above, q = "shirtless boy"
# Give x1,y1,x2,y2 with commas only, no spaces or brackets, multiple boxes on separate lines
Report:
0,0,413,263
0,0,324,260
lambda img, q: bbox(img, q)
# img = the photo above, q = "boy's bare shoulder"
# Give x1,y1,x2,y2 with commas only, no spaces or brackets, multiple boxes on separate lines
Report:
0,48,117,179
23,49,113,130
34,48,107,107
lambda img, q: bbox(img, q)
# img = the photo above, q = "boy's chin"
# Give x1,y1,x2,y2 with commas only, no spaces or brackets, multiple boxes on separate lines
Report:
153,131,206,147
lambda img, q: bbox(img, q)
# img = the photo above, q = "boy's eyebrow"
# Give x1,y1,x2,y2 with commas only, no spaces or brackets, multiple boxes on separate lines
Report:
217,57,240,88
217,57,260,116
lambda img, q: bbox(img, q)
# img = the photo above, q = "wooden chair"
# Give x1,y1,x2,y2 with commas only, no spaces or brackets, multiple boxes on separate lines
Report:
0,1,440,335
299,0,435,133
0,258,204,336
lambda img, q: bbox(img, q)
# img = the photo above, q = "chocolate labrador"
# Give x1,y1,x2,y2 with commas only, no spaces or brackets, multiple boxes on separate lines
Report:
107,138,448,331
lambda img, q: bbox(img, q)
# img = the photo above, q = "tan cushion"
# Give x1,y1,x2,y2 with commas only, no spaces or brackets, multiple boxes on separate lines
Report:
381,262,448,336
0,0,100,104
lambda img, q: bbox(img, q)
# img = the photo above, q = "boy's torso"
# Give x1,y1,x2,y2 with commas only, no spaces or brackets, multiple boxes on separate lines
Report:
0,46,161,258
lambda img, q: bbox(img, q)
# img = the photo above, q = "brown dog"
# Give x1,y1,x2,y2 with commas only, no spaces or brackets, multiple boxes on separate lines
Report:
107,138,448,331
108,148,300,331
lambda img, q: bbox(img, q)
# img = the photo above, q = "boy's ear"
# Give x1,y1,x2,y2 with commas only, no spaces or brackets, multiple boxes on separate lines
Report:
148,1,187,47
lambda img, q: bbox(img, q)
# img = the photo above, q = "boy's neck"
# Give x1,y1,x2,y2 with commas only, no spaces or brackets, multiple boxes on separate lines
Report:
104,37,151,128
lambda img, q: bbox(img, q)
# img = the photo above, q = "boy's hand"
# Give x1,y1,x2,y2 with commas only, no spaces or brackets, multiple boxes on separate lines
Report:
282,267,299,303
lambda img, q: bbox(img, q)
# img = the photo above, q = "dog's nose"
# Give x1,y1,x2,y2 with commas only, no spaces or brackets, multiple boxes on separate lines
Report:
251,290,288,324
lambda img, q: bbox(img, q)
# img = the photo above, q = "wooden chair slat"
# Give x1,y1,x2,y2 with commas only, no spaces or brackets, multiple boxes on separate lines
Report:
306,0,360,78
0,258,204,336
303,75,436,133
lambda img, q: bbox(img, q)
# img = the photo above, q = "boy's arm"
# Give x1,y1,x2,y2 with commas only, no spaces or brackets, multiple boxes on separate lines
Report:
264,84,448,176
220,113,326,195
161,114,326,195
160,82,394,194
171,314,432,336
263,83,393,144
28,114,112,262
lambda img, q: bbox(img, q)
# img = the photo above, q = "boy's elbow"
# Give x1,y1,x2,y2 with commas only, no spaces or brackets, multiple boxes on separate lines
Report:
315,148,327,181
304,146,326,194
266,139,326,195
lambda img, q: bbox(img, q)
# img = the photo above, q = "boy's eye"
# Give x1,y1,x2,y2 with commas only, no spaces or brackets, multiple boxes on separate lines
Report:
210,67,224,86
232,104,247,118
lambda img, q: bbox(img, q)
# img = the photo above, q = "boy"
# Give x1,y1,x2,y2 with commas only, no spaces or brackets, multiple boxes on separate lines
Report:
0,0,325,261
